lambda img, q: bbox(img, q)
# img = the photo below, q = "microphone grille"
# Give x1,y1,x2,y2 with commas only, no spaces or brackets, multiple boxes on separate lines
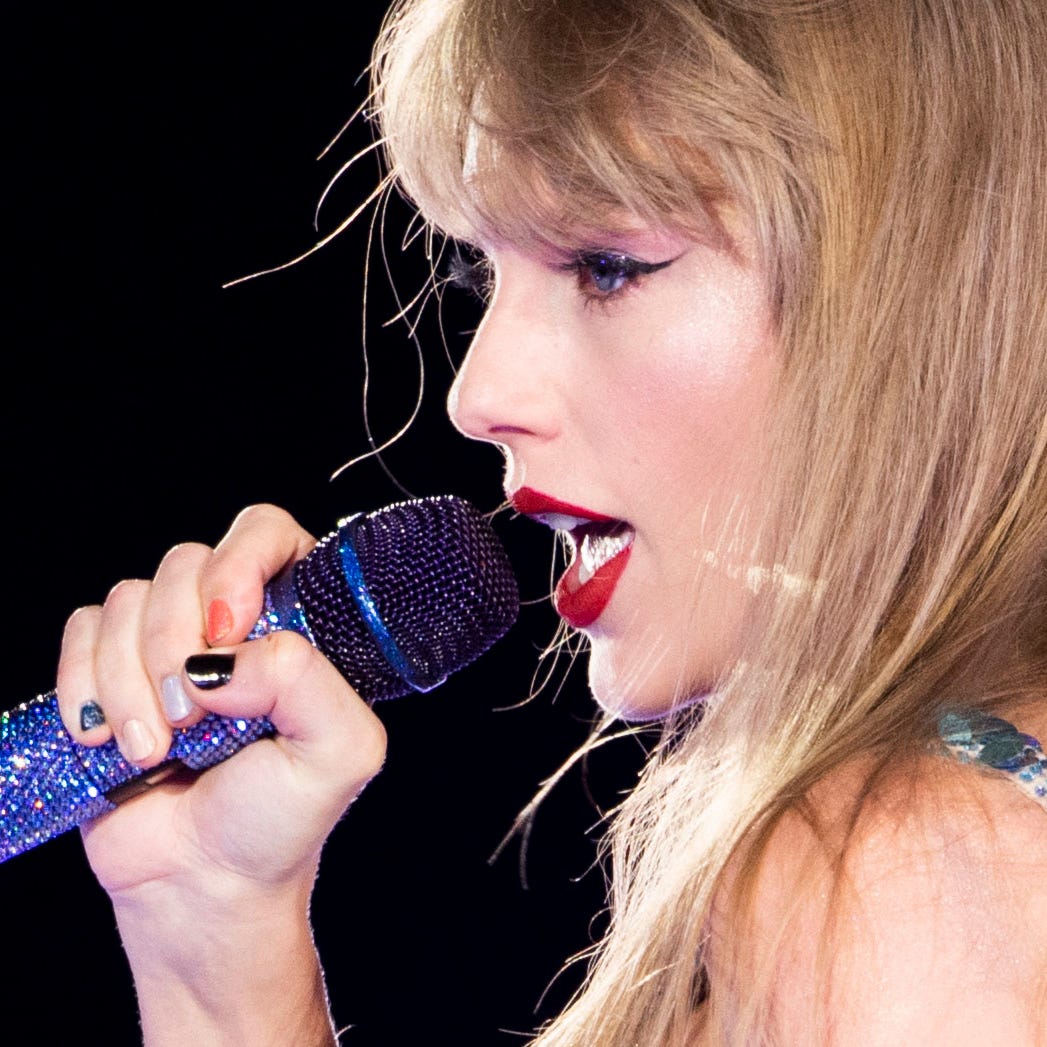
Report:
292,495,519,701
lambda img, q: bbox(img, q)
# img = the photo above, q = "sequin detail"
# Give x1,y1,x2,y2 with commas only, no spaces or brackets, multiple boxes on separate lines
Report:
938,709,1047,810
0,595,294,863
0,693,275,862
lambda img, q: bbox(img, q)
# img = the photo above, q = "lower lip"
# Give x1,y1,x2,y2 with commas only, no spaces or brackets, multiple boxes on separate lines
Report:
553,543,632,629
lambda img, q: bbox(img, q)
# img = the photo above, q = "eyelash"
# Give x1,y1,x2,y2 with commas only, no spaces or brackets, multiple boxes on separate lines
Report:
444,248,493,302
560,251,673,306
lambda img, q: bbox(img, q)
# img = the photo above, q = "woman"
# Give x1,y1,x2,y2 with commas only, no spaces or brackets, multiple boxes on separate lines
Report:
53,0,1046,1042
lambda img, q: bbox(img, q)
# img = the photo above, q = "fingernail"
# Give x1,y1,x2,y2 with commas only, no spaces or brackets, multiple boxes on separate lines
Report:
161,674,198,722
185,652,235,689
122,719,155,762
206,599,234,645
79,700,106,731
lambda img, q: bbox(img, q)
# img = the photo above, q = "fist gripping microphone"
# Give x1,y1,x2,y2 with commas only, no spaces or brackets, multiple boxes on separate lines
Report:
0,495,519,863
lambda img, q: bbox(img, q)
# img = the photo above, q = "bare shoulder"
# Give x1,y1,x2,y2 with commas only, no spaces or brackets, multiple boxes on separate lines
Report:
737,729,1047,1043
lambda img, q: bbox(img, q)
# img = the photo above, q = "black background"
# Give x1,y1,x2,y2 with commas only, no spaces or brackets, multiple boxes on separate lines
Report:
4,6,648,1043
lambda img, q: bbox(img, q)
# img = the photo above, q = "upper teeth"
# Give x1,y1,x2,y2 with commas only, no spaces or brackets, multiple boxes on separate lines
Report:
579,528,634,584
534,512,590,531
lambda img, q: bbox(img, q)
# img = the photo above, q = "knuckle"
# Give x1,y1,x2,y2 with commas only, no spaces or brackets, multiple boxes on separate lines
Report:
63,603,100,638
58,607,100,678
157,541,211,574
104,577,149,610
356,717,389,777
263,628,318,683
231,502,291,532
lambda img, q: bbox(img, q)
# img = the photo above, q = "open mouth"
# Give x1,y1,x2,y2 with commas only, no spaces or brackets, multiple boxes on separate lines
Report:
554,519,635,628
574,520,635,584
510,488,635,628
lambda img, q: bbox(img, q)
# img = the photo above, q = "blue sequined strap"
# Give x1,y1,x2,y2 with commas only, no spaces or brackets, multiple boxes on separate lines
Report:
937,709,1047,810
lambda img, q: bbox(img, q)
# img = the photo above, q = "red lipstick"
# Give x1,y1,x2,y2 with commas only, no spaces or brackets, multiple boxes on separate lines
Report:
554,544,632,628
510,487,613,523
510,487,633,629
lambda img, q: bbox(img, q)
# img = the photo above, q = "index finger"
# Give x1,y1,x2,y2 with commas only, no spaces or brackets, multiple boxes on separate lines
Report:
201,504,317,646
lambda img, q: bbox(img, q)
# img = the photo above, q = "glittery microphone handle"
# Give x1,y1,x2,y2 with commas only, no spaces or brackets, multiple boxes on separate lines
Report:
0,495,519,863
0,597,294,863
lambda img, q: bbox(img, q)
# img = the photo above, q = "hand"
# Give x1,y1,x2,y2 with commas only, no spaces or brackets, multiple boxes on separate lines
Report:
55,504,387,1041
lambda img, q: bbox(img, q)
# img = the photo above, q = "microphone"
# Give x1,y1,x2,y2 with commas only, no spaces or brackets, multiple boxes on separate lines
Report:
0,495,519,863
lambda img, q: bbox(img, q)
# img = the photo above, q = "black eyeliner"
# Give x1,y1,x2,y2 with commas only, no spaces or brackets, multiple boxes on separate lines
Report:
565,250,674,277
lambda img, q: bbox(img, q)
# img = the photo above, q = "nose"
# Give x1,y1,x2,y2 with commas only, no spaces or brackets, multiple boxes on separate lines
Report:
447,276,562,447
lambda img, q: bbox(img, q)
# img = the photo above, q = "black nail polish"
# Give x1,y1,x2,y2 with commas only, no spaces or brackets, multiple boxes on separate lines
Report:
79,700,106,731
185,652,235,689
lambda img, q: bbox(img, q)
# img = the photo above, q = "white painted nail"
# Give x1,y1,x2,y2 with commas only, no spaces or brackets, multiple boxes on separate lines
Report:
161,673,197,723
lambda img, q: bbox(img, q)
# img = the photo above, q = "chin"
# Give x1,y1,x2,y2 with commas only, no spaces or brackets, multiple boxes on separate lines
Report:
586,646,707,723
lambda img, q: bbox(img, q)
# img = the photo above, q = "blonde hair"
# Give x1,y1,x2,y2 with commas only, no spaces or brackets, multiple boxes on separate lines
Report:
370,0,1047,1042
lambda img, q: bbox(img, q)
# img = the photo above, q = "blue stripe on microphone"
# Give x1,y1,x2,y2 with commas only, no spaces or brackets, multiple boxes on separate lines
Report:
337,533,422,690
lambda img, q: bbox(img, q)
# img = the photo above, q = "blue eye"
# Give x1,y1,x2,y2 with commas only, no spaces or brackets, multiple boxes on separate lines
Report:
585,254,633,293
566,251,675,301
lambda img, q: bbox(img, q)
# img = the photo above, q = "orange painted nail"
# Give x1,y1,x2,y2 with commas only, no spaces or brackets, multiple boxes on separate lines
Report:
206,598,234,645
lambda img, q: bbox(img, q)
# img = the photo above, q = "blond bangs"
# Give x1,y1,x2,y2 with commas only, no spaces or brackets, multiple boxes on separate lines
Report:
372,0,813,276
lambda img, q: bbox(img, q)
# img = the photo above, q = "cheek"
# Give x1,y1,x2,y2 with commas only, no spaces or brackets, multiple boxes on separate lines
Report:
626,276,774,425
622,332,778,500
